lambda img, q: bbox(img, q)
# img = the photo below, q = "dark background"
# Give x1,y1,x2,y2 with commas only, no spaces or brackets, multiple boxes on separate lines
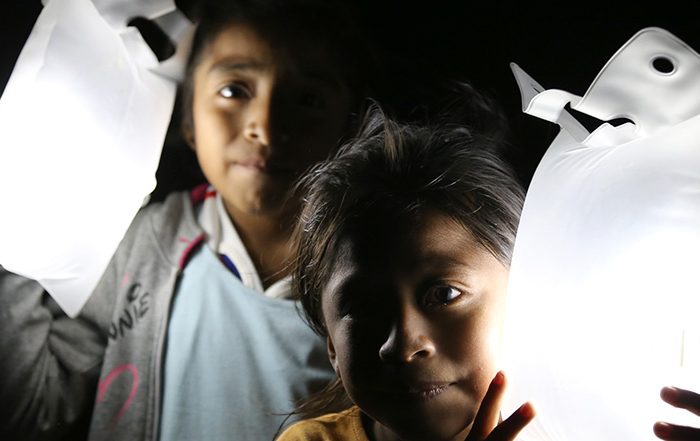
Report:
3,1,698,191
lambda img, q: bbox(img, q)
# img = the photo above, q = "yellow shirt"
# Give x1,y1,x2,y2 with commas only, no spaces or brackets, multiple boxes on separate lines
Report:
276,406,370,441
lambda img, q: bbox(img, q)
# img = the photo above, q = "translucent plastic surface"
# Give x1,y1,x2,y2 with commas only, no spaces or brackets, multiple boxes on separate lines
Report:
0,0,192,316
503,27,700,440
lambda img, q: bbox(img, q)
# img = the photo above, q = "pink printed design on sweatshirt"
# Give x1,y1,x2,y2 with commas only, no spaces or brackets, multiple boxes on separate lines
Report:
120,272,130,289
178,234,206,269
97,364,140,427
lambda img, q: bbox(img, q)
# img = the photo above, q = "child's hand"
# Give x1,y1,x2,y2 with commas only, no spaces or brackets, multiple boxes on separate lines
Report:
653,386,700,440
465,371,535,441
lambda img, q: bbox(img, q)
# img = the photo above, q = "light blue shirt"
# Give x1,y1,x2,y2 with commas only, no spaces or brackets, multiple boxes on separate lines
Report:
159,245,335,441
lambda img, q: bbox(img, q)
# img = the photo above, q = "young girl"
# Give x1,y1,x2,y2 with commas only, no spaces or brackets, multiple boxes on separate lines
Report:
279,101,700,440
0,1,374,440
279,101,535,441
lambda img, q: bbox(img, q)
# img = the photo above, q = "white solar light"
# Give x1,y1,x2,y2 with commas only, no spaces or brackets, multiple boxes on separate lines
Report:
0,0,192,316
503,27,700,441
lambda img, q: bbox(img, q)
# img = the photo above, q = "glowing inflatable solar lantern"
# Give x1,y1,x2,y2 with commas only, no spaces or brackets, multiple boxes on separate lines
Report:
0,0,192,316
502,27,700,440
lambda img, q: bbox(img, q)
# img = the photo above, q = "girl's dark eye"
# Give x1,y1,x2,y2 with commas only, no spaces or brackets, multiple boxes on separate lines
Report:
335,291,386,320
337,298,373,319
219,84,250,99
422,285,463,307
299,91,326,110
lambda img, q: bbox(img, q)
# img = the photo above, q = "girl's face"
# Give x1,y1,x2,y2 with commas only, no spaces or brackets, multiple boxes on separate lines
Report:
322,210,509,441
190,23,353,221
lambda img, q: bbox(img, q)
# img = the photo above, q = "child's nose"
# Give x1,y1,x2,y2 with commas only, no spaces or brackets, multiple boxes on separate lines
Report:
243,97,271,146
378,308,436,363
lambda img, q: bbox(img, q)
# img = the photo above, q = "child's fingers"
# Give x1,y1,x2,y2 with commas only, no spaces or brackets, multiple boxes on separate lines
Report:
485,402,536,441
466,371,507,440
653,421,700,441
660,387,700,417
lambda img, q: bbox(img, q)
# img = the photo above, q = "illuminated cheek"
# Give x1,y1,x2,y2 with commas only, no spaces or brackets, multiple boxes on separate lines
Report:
193,103,239,142
484,286,508,366
486,310,506,367
461,325,502,408
453,313,504,373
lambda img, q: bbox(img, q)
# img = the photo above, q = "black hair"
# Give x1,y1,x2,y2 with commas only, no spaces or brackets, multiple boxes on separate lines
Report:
179,0,377,143
293,88,525,338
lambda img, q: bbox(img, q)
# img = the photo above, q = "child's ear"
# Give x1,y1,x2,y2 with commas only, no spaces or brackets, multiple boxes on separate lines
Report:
326,336,340,376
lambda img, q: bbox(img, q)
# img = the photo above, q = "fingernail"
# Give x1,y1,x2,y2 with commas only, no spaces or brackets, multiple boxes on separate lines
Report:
653,422,672,439
660,386,679,401
518,402,536,419
493,371,505,386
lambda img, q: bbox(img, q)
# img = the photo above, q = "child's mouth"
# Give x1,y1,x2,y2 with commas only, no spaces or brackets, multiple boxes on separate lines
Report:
236,157,267,171
236,158,293,176
403,382,453,401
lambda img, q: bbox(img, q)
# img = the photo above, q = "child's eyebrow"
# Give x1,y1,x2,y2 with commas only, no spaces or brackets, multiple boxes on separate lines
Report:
207,60,266,76
297,71,345,90
415,253,471,268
